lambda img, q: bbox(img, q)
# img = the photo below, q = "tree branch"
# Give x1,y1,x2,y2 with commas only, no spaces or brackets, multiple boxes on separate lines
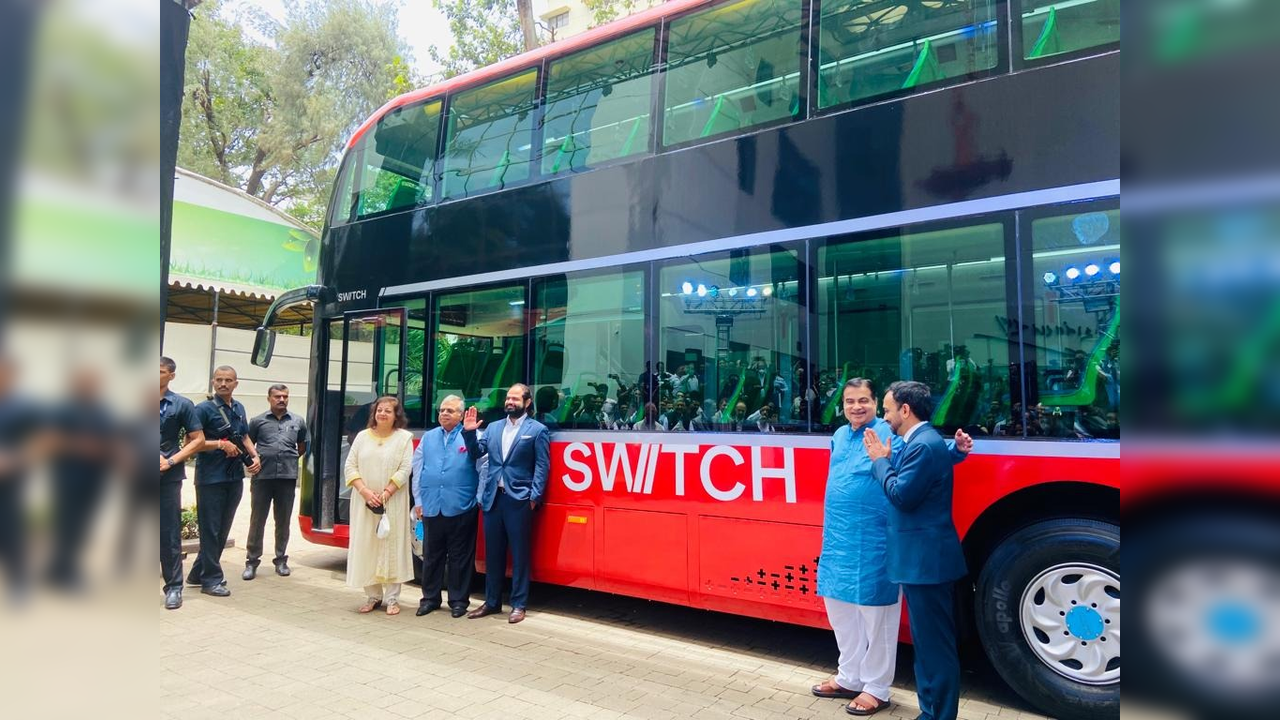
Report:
262,170,293,205
292,134,322,153
198,68,228,175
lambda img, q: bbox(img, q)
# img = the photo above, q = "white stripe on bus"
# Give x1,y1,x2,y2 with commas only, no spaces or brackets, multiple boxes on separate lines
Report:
405,428,1119,459
551,431,1118,460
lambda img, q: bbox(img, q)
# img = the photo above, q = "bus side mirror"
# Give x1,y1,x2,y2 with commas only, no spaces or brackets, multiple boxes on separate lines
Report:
251,327,276,368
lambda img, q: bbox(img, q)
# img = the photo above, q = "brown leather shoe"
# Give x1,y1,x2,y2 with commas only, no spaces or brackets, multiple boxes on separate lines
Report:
466,604,501,619
508,608,526,624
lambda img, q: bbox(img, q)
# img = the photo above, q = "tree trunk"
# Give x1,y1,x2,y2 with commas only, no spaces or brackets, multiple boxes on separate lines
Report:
517,0,538,52
244,146,269,197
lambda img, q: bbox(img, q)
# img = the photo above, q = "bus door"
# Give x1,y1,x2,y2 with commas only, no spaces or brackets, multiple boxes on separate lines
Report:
316,308,406,529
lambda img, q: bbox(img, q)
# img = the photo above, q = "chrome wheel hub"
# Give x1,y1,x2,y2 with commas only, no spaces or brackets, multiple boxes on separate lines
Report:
1020,563,1121,685
1145,559,1279,693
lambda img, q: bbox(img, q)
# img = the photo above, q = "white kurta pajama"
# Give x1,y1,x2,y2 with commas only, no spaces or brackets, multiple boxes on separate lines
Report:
343,428,415,602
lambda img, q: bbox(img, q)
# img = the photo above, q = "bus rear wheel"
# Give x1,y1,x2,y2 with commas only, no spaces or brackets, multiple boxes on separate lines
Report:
975,518,1120,720
1128,513,1280,719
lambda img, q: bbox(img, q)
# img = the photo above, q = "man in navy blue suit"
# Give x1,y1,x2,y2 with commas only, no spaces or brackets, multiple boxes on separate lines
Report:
464,383,550,624
864,381,968,720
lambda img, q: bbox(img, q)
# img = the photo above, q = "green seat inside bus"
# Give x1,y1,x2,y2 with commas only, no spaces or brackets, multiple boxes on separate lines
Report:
389,178,420,210
1028,6,1061,59
545,113,649,174
1040,298,1120,407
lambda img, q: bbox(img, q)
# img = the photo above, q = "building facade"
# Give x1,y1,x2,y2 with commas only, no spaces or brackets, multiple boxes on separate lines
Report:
534,0,665,42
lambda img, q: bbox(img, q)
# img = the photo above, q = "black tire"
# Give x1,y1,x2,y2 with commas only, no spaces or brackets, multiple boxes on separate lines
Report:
1128,513,1280,720
975,518,1120,720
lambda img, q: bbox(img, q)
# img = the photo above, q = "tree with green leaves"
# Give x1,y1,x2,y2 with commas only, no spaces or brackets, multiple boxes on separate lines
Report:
178,0,415,227
430,0,657,79
582,0,652,29
429,0,527,79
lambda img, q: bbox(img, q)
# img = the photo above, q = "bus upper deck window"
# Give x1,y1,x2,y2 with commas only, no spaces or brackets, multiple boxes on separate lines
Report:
543,28,658,175
662,0,804,147
816,0,999,110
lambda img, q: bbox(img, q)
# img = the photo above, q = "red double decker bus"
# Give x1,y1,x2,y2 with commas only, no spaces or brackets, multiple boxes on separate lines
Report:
251,1,1137,717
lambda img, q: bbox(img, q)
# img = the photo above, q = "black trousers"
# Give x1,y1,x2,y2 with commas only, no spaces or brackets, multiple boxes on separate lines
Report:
188,480,243,589
902,582,961,720
0,477,27,597
245,477,296,569
482,489,533,610
160,481,184,592
47,470,106,585
419,507,478,610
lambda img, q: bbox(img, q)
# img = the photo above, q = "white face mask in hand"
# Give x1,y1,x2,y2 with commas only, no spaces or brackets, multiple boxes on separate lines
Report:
376,514,390,540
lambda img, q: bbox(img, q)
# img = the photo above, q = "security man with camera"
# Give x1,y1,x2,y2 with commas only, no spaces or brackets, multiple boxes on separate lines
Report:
189,365,260,597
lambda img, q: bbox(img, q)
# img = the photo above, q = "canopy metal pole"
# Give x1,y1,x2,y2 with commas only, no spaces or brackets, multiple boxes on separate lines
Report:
207,288,219,394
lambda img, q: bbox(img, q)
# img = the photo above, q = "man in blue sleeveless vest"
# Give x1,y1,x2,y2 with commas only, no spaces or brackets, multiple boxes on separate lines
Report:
411,394,482,618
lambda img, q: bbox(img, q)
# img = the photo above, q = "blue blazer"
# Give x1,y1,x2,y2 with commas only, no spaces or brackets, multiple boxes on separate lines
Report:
470,417,551,511
871,423,968,585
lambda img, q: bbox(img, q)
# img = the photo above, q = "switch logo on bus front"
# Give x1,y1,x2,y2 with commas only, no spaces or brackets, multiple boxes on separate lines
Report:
556,441,823,505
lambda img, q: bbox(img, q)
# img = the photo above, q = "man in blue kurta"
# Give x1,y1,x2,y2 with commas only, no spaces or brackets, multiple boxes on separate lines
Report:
411,394,482,618
814,379,970,716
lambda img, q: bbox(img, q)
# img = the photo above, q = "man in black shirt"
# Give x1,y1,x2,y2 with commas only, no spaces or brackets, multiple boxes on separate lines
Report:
0,356,41,605
159,356,205,609
190,366,260,597
243,384,307,580
46,368,114,592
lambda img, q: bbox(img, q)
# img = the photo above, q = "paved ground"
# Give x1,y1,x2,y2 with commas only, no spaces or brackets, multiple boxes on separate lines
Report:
159,483,1051,720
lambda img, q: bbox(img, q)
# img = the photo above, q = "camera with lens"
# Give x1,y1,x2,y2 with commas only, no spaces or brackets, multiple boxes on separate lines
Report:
216,419,256,468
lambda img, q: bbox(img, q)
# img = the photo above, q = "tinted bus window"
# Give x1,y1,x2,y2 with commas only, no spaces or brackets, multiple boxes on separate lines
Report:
322,319,346,519
1020,0,1120,61
532,270,646,430
543,28,657,175
1028,207,1120,439
1130,206,1277,435
816,221,1011,436
817,0,998,110
430,285,527,424
329,153,359,227
442,69,539,200
385,297,428,427
353,100,441,219
657,247,804,433
663,0,804,147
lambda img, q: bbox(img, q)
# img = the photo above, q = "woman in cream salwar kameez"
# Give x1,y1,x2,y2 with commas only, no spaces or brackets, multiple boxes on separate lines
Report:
344,396,414,615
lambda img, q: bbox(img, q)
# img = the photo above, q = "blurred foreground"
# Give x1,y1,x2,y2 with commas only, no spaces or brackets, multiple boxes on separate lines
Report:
0,0,158,716
1122,2,1280,718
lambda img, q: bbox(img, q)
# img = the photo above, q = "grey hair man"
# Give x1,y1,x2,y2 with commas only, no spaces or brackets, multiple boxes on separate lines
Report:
410,394,483,617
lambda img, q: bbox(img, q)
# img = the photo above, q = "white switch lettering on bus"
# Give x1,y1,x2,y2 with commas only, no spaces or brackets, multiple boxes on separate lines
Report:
560,442,795,503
